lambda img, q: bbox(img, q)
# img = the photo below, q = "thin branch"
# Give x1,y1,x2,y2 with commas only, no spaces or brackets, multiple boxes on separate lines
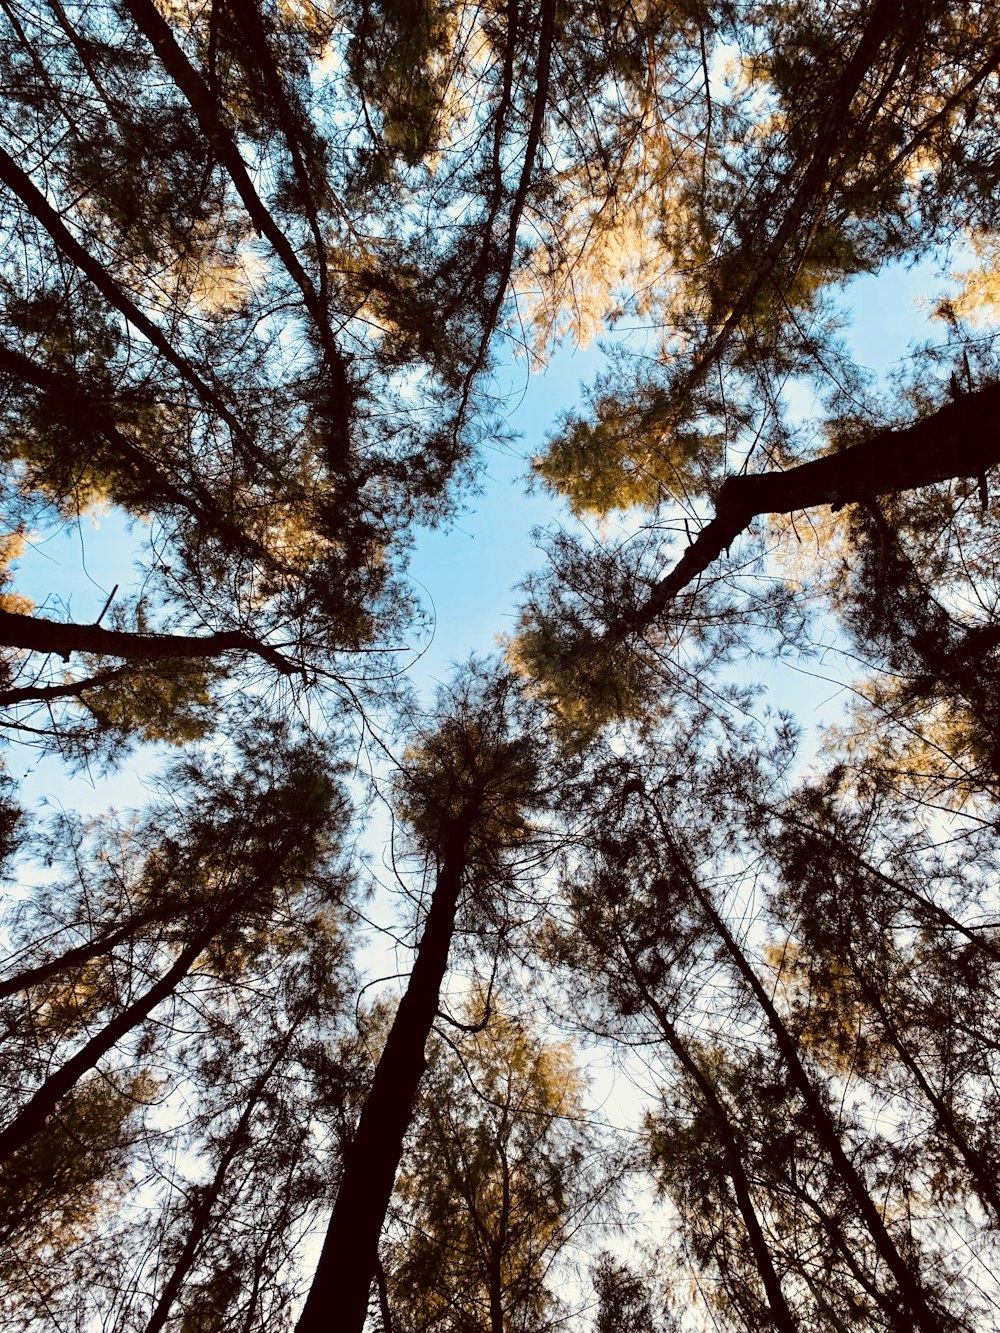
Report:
119,0,352,463
0,145,252,455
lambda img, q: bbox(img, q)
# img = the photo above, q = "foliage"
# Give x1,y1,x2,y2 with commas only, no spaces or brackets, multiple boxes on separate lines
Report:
4,1,1000,1331
380,1001,607,1333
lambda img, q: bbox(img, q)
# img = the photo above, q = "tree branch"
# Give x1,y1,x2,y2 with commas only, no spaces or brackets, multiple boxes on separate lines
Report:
119,0,352,464
0,339,278,568
680,0,904,400
0,666,133,708
0,145,252,454
628,382,1000,631
0,609,298,675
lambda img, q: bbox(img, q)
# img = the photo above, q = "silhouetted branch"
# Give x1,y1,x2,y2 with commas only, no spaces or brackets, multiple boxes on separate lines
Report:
120,0,352,463
628,382,1000,631
0,145,252,453
0,609,298,675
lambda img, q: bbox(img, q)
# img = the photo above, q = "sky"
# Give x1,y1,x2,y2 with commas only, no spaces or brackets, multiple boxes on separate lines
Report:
2,253,955,826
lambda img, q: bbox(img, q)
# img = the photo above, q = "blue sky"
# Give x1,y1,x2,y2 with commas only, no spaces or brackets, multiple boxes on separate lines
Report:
2,254,957,820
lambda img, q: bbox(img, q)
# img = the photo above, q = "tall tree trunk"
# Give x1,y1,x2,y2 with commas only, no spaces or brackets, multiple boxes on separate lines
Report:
681,0,904,398
766,806,1000,964
118,0,351,463
0,144,251,451
144,1021,301,1333
644,806,945,1332
488,1139,512,1333
296,807,478,1333
373,1255,394,1333
614,928,799,1333
0,338,273,566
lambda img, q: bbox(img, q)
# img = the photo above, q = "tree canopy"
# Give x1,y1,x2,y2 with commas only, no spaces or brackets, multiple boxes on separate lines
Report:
3,0,1000,1329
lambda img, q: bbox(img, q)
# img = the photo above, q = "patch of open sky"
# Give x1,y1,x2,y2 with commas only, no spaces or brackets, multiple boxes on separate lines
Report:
404,338,607,697
3,506,168,821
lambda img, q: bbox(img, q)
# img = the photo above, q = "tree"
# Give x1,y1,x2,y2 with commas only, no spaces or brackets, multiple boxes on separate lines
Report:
0,723,356,1327
298,667,552,1333
379,1000,612,1333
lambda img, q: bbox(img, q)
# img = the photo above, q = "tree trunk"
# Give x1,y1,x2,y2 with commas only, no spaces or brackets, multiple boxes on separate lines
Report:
615,930,798,1333
767,807,1000,964
848,953,1000,1222
145,1022,300,1333
0,926,211,1167
489,1139,512,1333
628,383,1000,629
0,905,164,1001
645,810,946,1332
681,0,904,400
373,1255,394,1333
0,837,285,1170
296,808,477,1333
0,144,250,451
118,0,351,462
0,608,294,674
0,339,272,567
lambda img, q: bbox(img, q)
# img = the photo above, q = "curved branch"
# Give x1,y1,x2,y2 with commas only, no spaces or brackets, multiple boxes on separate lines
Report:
0,145,252,454
119,0,352,463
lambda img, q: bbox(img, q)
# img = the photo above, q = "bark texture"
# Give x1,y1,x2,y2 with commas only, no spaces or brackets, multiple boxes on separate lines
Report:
0,608,295,674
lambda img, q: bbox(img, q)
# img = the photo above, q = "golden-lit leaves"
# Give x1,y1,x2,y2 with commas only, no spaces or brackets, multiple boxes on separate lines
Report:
385,1000,591,1332
535,391,724,516
940,234,1000,327
78,657,220,747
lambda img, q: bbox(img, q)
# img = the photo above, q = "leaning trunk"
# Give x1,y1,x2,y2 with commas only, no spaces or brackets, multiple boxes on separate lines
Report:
0,918,218,1167
144,1021,301,1333
0,905,165,1002
616,930,799,1333
650,818,946,1332
296,807,477,1333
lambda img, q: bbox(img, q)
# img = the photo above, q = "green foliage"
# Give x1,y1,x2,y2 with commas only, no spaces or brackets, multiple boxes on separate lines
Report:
6,1,1000,1329
381,1001,603,1333
535,380,725,516
396,666,545,860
